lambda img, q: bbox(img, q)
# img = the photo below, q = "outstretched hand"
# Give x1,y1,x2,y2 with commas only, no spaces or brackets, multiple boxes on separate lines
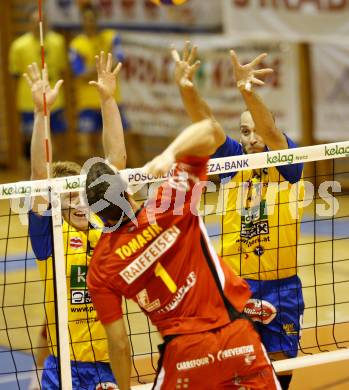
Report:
171,41,201,88
230,50,273,91
23,63,63,113
144,150,175,177
89,51,122,101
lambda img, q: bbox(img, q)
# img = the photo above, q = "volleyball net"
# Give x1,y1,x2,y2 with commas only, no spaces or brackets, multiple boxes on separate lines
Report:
0,141,349,389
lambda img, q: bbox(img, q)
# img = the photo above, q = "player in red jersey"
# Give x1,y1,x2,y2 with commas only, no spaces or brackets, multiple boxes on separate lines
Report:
85,118,281,389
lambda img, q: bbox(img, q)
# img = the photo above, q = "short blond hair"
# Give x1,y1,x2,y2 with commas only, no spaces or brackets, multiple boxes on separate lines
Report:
52,161,81,178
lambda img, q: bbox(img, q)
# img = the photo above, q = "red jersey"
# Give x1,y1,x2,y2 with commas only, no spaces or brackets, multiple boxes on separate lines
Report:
87,156,251,337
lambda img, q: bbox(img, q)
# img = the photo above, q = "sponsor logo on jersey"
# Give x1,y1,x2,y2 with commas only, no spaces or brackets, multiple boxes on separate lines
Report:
240,201,269,240
176,378,190,389
176,353,215,371
71,265,87,288
70,237,83,249
217,345,255,361
71,289,92,305
136,289,161,312
119,225,180,284
283,323,298,335
254,246,264,256
157,272,196,313
115,223,163,260
70,265,93,305
243,299,277,324
95,383,118,390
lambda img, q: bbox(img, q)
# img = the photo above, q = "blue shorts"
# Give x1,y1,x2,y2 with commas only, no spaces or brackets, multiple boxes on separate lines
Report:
21,109,67,136
245,275,304,358
78,105,130,133
42,355,118,390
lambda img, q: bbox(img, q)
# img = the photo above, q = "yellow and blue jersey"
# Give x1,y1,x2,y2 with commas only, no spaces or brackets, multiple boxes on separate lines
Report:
28,211,110,363
9,32,66,112
69,30,123,110
213,135,304,281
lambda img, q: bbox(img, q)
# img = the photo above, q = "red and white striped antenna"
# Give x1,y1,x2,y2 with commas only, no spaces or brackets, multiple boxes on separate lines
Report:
38,0,51,179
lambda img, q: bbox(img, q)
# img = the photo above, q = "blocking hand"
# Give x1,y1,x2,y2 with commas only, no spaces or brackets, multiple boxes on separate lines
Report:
23,63,63,112
89,51,122,100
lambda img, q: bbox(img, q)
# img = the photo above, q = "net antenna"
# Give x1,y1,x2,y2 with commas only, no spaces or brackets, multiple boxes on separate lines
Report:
37,1,72,388
38,0,50,179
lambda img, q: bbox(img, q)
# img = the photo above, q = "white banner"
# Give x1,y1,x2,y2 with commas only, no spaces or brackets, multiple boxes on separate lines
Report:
223,0,349,42
312,43,349,141
120,35,301,141
1,141,349,198
47,0,222,32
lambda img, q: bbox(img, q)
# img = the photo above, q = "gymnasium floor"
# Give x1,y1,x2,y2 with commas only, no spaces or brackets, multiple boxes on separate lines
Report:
0,191,349,389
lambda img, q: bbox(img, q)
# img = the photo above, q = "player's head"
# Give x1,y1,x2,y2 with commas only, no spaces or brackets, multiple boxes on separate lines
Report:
52,161,89,231
85,161,133,227
81,5,99,36
239,110,266,154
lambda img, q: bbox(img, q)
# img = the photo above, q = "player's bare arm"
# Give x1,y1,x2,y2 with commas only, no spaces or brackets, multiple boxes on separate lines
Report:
145,118,225,177
172,41,215,123
24,63,63,212
89,51,126,169
103,318,131,390
230,50,287,150
24,62,63,180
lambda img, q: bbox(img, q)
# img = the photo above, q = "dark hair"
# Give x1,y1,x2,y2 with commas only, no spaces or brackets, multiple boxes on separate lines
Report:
85,162,129,222
80,3,99,18
52,161,81,178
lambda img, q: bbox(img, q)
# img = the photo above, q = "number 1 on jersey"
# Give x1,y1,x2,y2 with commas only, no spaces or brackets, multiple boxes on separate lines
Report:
155,262,177,293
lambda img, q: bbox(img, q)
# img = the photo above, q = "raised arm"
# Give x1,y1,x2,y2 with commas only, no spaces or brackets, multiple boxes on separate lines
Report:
145,118,225,176
172,41,214,123
230,50,287,151
23,63,63,180
89,51,126,169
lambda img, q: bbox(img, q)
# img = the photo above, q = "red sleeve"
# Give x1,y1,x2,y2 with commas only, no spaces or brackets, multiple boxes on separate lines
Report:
176,155,209,182
88,273,123,324
147,156,209,218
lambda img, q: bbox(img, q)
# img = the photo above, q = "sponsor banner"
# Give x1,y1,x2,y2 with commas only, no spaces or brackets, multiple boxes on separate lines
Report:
1,141,349,199
312,43,349,141
121,35,301,141
223,0,349,41
47,0,222,32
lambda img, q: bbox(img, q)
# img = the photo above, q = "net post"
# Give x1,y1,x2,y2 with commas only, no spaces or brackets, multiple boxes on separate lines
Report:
50,188,72,390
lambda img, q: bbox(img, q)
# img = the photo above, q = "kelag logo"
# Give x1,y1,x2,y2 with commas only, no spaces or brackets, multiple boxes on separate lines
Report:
324,145,349,157
70,265,91,305
1,185,31,196
64,177,85,190
266,152,294,165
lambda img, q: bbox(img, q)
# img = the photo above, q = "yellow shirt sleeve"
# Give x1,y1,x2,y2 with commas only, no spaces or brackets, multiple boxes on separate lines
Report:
9,39,22,76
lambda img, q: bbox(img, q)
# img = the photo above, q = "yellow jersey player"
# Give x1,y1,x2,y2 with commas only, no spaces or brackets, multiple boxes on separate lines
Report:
172,42,304,390
9,6,67,161
25,51,126,389
69,4,128,158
